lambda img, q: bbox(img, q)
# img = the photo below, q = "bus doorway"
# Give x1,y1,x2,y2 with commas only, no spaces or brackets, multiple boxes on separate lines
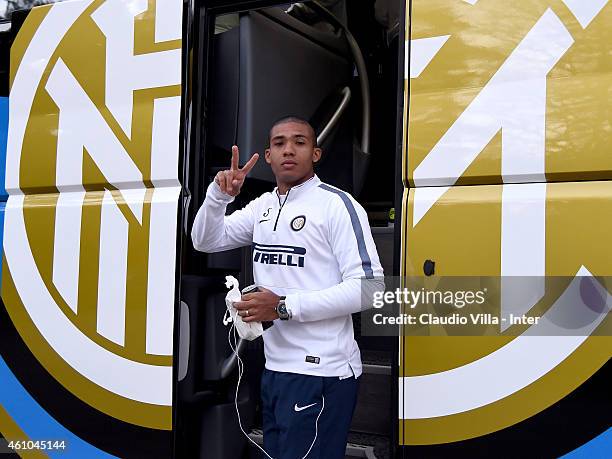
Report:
178,1,403,458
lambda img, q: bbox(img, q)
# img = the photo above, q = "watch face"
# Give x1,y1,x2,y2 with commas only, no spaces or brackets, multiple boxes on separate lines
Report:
277,302,288,319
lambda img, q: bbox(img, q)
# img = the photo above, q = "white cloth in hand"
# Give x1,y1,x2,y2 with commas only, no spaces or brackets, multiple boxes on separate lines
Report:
224,276,263,341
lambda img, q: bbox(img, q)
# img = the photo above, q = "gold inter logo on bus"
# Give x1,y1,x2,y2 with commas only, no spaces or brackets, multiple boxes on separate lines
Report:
401,0,612,444
3,0,182,429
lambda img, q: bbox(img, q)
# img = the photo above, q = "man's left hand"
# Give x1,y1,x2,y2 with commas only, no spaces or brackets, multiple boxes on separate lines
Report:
234,288,280,322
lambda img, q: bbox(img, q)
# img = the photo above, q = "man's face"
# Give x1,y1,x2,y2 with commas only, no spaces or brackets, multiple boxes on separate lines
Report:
265,122,322,186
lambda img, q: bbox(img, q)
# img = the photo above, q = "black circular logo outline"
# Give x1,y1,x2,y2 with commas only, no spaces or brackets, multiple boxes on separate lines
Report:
290,215,306,231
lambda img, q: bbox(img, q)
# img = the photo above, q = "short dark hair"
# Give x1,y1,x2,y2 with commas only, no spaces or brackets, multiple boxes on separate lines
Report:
268,116,318,148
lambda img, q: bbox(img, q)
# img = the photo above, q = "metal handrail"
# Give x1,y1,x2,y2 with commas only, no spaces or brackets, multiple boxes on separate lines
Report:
220,336,246,379
317,86,351,147
310,1,371,155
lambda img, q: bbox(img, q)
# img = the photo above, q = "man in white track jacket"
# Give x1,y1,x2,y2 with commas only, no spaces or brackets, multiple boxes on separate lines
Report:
192,117,384,459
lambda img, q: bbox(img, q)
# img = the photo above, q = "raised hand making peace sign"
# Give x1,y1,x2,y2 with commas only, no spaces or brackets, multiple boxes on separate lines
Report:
214,145,259,197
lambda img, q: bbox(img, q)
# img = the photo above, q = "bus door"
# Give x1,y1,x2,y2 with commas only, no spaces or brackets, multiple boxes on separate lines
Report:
401,0,611,456
0,0,185,457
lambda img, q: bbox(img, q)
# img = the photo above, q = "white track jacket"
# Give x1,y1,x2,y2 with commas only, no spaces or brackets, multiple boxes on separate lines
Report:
192,175,384,378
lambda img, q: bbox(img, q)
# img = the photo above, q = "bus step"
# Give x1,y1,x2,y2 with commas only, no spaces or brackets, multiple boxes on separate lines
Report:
346,442,378,458
362,363,391,375
247,429,379,458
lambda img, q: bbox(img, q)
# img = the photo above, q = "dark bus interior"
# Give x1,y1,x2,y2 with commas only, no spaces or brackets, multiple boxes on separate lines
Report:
180,1,404,458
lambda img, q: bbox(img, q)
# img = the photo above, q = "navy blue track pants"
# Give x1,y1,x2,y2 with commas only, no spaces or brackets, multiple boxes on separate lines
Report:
261,369,359,459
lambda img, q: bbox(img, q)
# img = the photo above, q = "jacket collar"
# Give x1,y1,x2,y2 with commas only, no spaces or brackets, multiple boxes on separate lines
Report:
274,174,321,200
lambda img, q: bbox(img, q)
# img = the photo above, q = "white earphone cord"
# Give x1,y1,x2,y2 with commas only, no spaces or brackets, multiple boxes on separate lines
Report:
227,324,324,459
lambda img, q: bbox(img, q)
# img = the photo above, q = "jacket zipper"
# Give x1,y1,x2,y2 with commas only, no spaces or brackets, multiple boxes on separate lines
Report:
273,188,291,231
